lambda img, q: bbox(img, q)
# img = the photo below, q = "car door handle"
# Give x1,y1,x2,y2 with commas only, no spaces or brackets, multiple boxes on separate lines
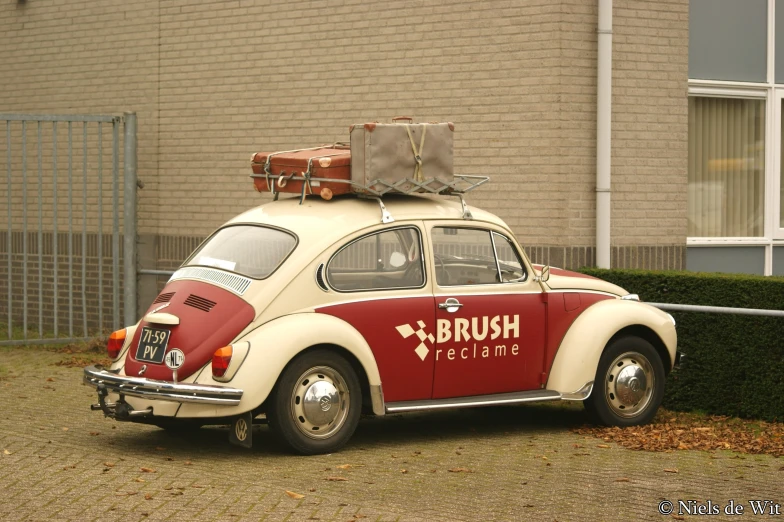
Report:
438,298,463,312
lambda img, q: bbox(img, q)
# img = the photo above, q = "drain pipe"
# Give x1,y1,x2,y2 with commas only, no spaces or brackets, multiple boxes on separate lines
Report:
596,0,612,268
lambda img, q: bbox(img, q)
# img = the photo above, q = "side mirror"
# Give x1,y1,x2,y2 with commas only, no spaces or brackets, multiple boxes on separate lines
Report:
540,265,550,282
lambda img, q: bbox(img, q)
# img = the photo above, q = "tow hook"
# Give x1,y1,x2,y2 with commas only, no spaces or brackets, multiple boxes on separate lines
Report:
90,384,116,416
90,385,152,419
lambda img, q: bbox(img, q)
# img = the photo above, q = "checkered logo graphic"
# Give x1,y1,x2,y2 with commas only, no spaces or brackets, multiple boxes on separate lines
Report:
395,320,434,361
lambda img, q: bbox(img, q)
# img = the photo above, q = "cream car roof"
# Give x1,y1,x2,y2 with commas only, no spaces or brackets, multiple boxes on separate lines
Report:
227,195,508,246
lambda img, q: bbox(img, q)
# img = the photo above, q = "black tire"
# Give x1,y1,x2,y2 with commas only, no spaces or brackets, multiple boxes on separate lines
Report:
584,336,666,427
267,349,362,455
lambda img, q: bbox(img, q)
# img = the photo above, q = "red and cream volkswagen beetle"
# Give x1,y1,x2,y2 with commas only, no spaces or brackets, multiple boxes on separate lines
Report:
84,195,678,455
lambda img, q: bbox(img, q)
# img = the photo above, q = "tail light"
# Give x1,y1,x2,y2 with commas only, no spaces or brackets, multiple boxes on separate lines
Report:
212,346,233,378
107,329,127,359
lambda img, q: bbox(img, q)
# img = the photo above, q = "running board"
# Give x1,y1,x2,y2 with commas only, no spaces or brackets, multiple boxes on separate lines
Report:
385,389,562,413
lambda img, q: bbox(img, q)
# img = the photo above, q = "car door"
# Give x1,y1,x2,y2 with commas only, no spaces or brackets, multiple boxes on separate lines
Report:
427,225,546,399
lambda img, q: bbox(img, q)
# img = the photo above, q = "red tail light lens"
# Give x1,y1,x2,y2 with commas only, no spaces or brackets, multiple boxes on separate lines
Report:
107,329,127,359
212,346,233,378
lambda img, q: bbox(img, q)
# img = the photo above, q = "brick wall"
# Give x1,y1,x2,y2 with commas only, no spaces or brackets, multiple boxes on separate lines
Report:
0,0,689,322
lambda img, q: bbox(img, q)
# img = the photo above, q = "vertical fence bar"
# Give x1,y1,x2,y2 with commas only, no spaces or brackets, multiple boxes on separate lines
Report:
67,122,73,337
37,121,43,337
6,121,11,339
22,121,27,339
123,112,137,326
112,119,119,331
53,121,58,338
98,122,103,331
82,122,88,337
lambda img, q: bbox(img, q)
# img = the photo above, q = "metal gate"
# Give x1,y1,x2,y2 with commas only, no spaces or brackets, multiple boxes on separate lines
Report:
0,113,137,346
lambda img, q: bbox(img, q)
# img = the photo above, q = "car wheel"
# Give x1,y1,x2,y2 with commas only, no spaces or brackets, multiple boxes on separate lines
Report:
267,349,362,455
584,336,665,427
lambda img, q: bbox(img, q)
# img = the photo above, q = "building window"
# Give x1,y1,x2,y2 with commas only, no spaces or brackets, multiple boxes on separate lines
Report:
688,97,766,237
689,0,768,82
687,0,784,275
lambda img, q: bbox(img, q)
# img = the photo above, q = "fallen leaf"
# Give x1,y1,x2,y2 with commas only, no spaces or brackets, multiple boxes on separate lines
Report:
448,467,472,473
103,462,115,468
308,488,316,492
671,515,685,521
285,491,305,499
326,476,348,481
663,468,678,473
170,491,183,496
46,378,54,382
596,444,610,449
62,427,69,431
144,494,153,500
140,467,156,473
134,478,145,483
89,432,100,436
335,464,353,470
400,469,408,474
3,449,10,455
615,478,630,482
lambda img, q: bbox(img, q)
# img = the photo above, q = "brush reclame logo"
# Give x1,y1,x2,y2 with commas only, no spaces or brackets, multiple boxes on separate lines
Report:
395,321,434,361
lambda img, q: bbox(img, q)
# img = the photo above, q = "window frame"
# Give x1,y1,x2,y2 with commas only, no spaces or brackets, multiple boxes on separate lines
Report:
325,225,427,293
182,223,298,281
429,225,528,288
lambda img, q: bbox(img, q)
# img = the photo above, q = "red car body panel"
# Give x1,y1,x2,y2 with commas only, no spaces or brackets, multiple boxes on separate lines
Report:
316,296,436,402
124,279,255,381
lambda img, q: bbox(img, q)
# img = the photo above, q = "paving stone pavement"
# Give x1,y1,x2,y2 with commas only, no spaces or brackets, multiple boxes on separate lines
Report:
0,346,782,522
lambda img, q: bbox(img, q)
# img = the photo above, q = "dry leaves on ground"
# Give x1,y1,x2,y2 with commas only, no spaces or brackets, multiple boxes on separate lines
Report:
285,491,305,499
573,410,784,457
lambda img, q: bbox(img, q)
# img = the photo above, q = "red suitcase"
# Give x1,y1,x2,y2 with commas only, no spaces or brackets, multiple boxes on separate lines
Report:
251,145,351,200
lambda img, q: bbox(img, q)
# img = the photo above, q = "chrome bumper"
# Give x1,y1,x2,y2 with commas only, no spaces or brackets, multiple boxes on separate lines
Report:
83,365,244,406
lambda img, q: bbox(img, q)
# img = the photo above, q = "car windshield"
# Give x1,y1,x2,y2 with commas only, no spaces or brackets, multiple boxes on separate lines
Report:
184,225,297,279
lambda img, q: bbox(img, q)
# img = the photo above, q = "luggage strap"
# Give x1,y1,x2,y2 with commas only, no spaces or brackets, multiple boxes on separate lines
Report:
405,125,427,182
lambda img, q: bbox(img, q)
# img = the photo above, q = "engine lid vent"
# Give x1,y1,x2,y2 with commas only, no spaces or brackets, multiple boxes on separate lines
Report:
152,291,175,304
183,294,217,312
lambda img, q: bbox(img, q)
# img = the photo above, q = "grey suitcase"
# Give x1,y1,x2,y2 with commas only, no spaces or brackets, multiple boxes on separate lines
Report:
349,117,454,194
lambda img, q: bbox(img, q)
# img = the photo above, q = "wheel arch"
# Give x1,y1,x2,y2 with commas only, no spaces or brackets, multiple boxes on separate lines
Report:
545,299,677,395
179,313,384,418
607,325,672,375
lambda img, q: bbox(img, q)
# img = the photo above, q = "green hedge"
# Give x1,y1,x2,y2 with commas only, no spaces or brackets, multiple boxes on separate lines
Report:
579,268,784,422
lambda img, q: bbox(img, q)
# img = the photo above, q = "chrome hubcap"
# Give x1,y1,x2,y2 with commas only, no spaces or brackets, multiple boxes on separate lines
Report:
604,352,654,418
290,366,349,439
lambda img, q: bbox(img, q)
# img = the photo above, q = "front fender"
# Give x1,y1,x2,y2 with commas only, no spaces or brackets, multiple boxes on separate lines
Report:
546,299,677,394
177,313,381,418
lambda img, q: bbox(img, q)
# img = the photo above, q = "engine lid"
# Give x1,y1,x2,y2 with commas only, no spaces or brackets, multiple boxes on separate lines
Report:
124,279,255,382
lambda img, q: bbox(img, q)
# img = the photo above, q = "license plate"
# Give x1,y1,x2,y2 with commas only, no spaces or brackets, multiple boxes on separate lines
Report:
135,327,171,364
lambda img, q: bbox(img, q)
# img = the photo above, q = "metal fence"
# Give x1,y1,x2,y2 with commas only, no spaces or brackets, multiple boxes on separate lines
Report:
0,113,137,346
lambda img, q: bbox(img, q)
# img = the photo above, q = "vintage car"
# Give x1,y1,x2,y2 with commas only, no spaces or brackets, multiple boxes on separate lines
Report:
84,194,679,455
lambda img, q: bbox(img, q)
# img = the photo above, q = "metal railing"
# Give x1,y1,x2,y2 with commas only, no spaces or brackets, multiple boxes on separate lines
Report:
648,302,784,318
0,113,137,345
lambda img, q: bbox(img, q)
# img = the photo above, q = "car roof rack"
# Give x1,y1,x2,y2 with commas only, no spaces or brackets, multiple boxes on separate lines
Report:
251,172,489,203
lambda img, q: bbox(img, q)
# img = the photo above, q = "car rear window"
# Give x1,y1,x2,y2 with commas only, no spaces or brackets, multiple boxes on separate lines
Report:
184,225,297,279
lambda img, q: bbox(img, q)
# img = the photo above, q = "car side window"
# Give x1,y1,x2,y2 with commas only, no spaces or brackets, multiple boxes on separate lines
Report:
431,227,525,286
326,227,425,292
492,232,526,282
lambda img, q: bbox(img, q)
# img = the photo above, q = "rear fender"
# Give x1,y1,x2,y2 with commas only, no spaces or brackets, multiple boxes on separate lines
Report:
177,313,381,418
546,300,677,394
